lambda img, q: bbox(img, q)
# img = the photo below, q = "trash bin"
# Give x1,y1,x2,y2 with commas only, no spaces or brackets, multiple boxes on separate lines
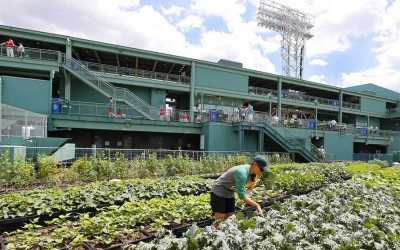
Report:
209,109,218,122
307,119,316,129
52,98,61,113
360,127,368,136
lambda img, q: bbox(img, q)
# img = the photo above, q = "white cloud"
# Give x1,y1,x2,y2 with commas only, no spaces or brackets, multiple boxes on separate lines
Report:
308,74,327,83
341,66,400,92
0,0,278,74
161,5,184,17
340,1,400,92
191,0,247,31
177,15,203,31
189,28,276,72
310,59,328,67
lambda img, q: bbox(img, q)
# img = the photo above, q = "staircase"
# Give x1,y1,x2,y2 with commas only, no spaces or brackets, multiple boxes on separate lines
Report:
237,121,320,162
63,58,158,120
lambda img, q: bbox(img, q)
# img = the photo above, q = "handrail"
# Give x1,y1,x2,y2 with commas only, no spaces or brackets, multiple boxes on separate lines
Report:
79,60,191,84
342,101,361,110
65,58,115,97
115,87,159,118
64,58,157,120
248,86,340,107
53,99,191,122
249,86,278,97
0,45,60,62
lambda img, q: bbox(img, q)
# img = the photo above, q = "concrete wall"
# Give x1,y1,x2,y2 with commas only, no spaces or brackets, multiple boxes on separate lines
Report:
1,75,51,114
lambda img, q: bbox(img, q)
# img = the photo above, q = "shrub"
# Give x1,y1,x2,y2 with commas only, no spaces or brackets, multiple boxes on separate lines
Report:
37,155,58,182
13,160,35,187
112,153,129,179
69,157,97,182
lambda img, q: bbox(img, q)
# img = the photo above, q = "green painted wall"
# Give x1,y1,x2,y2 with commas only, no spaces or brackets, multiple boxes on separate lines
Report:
202,123,239,151
355,116,381,128
195,66,248,93
115,84,151,104
1,76,51,114
71,77,107,103
202,123,261,152
243,131,258,152
275,127,355,161
388,134,400,153
324,133,354,161
361,97,386,114
346,84,400,101
151,89,166,108
202,95,243,107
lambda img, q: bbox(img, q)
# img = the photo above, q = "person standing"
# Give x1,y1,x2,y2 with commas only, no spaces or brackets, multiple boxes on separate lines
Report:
17,43,25,57
159,105,166,121
1,38,15,57
318,146,326,162
210,155,268,221
107,97,114,118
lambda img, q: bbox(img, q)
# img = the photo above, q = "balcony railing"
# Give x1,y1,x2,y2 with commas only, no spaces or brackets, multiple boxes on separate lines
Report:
52,99,192,122
52,100,398,139
282,89,340,107
0,45,60,62
79,60,191,85
248,86,342,108
343,101,361,110
248,86,278,97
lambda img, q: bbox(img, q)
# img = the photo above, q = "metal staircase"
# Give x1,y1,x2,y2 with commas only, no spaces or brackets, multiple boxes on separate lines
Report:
237,121,320,162
63,58,158,120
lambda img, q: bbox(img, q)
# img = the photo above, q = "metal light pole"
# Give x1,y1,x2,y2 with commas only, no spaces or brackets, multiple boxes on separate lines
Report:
257,0,314,79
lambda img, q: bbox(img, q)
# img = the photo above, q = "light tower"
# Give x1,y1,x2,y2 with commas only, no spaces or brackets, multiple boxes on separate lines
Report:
257,0,313,79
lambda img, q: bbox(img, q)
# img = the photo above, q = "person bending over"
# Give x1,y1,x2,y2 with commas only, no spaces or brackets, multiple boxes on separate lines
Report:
210,155,267,221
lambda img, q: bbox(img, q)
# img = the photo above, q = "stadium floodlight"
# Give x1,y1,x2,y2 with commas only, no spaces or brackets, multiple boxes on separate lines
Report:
257,0,313,79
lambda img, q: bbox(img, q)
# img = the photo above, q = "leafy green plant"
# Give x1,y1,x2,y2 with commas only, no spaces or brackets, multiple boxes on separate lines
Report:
69,157,97,182
36,155,58,182
6,194,211,248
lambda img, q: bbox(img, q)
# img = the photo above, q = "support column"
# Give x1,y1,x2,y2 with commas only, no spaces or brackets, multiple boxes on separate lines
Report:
339,90,343,123
258,130,264,152
65,38,72,101
189,61,196,123
64,72,71,100
49,70,55,113
200,93,204,122
0,77,2,141
239,127,244,152
66,37,72,60
277,77,282,120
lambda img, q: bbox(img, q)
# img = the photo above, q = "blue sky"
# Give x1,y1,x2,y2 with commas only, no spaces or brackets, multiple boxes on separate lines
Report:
0,0,399,92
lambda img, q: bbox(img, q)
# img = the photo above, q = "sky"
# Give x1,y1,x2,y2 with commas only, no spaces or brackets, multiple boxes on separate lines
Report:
0,0,399,92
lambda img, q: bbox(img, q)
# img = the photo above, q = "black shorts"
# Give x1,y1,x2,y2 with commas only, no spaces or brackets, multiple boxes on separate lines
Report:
210,192,235,214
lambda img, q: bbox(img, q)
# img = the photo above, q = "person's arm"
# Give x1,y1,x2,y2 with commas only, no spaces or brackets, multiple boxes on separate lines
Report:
243,197,262,215
233,170,263,215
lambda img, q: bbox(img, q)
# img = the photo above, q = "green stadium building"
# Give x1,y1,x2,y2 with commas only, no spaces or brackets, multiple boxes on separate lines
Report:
0,25,399,162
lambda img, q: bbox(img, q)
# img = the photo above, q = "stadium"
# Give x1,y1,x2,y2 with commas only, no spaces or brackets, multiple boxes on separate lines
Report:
1,1,400,249
0,24,399,162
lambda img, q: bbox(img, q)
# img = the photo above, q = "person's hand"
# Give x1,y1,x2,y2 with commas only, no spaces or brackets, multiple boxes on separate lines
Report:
255,204,263,216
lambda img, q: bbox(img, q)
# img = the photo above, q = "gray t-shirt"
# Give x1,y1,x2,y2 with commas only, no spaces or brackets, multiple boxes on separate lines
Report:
211,164,250,199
